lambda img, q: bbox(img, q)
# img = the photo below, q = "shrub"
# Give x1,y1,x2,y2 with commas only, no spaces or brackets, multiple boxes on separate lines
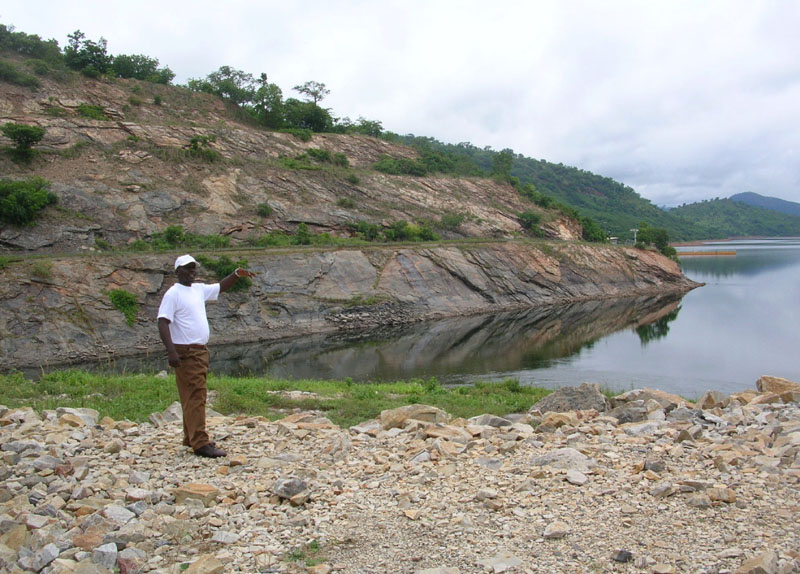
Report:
153,95,162,106
440,212,466,231
306,148,332,163
31,260,52,280
519,210,541,230
282,128,313,142
2,122,45,161
345,173,360,185
0,177,57,225
256,202,273,217
108,289,138,326
128,96,143,106
332,152,349,167
76,104,108,121
279,156,320,171
187,135,221,162
26,59,51,76
0,60,40,88
195,255,250,291
350,221,379,241
337,197,356,209
294,222,312,245
373,155,427,176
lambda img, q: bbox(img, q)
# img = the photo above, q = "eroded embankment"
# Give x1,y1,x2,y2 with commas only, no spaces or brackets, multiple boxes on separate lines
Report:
0,241,700,369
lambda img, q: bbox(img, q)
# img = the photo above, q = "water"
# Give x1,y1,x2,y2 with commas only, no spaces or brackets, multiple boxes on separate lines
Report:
49,238,800,399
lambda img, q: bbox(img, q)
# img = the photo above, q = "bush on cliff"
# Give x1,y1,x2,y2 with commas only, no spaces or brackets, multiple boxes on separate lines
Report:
0,177,57,225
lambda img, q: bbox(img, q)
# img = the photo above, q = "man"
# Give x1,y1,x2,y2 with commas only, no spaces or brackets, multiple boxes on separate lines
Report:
157,254,256,458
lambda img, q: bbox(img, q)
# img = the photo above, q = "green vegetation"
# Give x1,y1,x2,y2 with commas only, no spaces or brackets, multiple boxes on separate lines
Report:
636,222,677,258
0,59,40,88
0,177,57,224
0,371,552,428
187,134,221,162
669,199,800,239
1,122,45,161
373,154,428,176
76,104,108,121
195,254,251,291
129,225,230,252
31,260,52,280
108,288,139,326
256,202,273,217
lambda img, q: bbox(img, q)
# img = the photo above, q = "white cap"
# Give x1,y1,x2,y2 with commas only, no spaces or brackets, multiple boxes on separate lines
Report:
174,254,197,269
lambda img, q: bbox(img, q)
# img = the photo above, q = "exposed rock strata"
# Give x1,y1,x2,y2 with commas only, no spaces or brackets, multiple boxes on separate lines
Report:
0,242,699,369
0,379,798,573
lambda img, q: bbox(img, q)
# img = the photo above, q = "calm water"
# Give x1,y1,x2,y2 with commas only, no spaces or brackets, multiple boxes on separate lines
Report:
53,239,800,399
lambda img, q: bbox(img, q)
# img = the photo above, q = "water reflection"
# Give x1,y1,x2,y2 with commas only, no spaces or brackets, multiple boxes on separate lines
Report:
50,293,685,385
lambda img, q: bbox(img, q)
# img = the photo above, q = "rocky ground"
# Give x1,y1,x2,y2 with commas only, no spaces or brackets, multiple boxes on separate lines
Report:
1,376,799,574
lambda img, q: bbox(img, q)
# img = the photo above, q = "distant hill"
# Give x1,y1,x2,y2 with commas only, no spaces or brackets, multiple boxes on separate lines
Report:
670,198,800,238
730,192,800,217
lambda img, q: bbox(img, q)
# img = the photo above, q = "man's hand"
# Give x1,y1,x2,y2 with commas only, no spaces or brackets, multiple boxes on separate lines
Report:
235,267,257,278
167,350,181,368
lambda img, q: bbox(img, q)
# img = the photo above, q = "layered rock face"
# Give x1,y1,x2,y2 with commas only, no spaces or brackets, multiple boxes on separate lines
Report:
0,74,582,253
0,241,699,369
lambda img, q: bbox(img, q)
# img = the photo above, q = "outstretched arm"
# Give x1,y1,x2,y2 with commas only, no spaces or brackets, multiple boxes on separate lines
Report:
219,267,257,294
158,317,180,368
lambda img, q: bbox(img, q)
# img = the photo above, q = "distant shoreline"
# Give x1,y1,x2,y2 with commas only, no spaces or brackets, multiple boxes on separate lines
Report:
672,236,800,246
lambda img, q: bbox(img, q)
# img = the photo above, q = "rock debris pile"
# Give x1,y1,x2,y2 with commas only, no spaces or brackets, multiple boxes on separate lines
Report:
1,376,799,574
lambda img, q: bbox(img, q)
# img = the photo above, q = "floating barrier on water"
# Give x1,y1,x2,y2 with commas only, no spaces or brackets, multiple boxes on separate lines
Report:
678,250,737,256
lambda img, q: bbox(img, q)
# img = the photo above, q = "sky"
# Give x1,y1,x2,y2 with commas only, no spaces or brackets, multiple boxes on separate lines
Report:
3,0,799,207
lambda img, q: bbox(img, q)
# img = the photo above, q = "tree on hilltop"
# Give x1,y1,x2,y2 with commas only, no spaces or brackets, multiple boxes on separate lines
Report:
293,80,330,105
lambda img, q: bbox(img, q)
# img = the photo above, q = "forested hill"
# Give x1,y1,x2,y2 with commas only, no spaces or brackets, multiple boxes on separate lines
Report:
669,198,800,239
397,136,800,241
395,136,700,241
731,192,800,218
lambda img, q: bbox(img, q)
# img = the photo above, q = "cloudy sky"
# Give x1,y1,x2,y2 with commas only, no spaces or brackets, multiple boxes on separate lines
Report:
3,1,799,206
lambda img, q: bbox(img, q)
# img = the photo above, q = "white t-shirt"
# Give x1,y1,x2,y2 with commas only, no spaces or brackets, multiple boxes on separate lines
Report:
157,283,220,345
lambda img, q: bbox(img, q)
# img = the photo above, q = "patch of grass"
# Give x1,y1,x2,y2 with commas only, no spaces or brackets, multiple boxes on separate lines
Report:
76,104,109,121
0,255,20,269
43,106,67,118
108,288,139,326
280,128,313,142
58,141,89,159
0,372,553,428
0,59,40,89
31,260,52,280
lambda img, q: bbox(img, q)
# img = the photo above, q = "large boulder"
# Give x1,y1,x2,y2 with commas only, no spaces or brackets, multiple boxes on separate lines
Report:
756,375,800,395
379,404,450,429
530,383,609,414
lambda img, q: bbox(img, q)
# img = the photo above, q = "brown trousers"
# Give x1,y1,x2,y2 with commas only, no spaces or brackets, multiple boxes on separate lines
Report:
174,344,211,450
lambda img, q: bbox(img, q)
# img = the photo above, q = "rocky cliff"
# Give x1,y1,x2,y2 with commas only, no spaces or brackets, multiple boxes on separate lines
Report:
0,64,701,371
0,241,698,370
0,67,581,252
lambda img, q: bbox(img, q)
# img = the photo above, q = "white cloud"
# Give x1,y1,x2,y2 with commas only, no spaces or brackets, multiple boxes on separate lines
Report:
3,0,799,206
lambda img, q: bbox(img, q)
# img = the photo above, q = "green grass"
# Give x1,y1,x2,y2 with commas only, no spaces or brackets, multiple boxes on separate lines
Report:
0,371,552,428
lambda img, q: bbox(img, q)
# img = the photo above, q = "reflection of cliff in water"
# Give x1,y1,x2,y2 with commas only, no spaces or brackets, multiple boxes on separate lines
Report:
61,293,685,384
